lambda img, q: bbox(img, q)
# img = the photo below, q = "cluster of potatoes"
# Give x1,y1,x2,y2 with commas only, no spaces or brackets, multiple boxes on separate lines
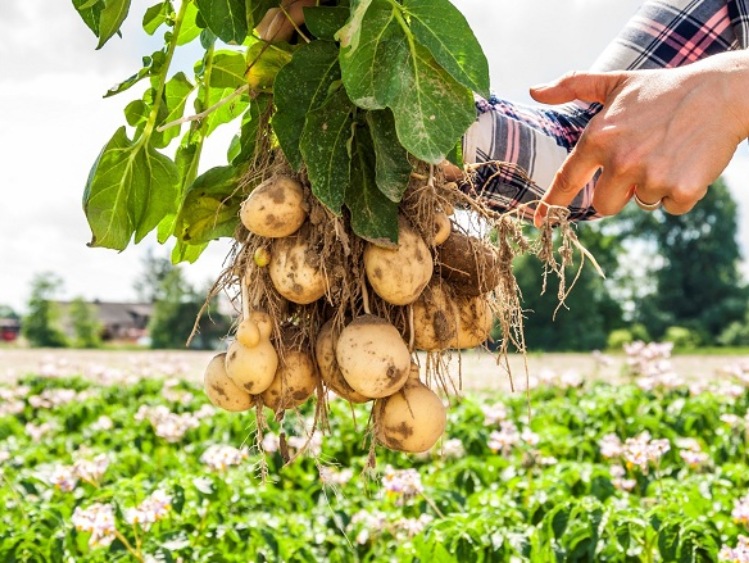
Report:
204,174,498,454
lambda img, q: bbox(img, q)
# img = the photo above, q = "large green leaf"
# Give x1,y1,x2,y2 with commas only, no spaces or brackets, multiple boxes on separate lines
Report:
404,0,489,96
366,110,411,203
246,0,277,29
273,41,341,170
174,165,244,245
97,0,132,49
338,0,475,163
195,0,247,44
346,123,399,247
176,2,202,45
199,86,250,135
245,42,292,93
230,94,272,165
300,88,354,214
83,127,179,249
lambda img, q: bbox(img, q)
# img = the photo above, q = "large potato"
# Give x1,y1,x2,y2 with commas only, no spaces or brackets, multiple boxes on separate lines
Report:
269,232,328,305
375,374,447,453
203,353,253,412
240,175,307,238
364,217,433,305
315,320,369,403
336,315,411,399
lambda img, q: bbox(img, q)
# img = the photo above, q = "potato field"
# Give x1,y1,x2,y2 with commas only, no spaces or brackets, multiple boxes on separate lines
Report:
3,348,749,561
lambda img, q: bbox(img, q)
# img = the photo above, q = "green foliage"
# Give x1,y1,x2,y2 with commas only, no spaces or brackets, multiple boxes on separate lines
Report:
147,264,229,350
21,273,68,348
4,366,749,560
71,0,489,257
623,180,748,341
718,308,749,347
68,298,103,349
663,325,702,349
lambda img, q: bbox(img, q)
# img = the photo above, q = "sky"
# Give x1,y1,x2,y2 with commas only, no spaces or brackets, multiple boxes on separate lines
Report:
1,0,748,313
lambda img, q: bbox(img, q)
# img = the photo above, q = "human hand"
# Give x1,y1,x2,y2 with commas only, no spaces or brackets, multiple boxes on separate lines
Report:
256,0,317,43
530,50,749,227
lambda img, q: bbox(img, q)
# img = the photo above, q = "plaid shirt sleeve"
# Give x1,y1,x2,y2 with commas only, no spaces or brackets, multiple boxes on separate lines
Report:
463,0,749,222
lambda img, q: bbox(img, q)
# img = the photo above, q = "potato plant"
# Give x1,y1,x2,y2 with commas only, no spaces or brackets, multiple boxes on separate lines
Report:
72,0,585,455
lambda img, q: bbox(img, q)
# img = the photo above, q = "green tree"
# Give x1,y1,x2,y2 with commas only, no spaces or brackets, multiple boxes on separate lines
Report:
134,248,174,303
509,223,625,351
146,261,230,350
622,179,747,342
68,297,102,349
22,273,68,348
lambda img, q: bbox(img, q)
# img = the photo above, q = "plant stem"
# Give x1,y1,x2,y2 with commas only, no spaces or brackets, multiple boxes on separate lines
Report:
114,530,143,562
141,0,189,143
157,84,249,132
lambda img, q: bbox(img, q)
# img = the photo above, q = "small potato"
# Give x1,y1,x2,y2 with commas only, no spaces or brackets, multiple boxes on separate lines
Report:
204,353,253,412
413,282,457,352
315,320,369,403
225,340,278,395
454,294,493,349
364,217,433,305
432,213,452,246
249,311,274,340
336,315,411,399
261,349,318,411
236,319,261,348
269,232,328,305
240,175,307,238
375,377,447,453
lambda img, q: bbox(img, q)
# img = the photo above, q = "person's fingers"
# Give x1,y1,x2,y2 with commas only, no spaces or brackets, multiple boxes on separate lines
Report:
591,170,638,216
661,185,708,215
530,71,625,105
534,143,602,227
257,8,295,43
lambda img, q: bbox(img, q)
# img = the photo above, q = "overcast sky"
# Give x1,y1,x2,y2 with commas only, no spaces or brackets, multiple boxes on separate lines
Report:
2,0,748,312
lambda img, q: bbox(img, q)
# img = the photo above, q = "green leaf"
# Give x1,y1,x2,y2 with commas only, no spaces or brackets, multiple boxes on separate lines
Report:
273,41,341,170
104,50,166,98
83,127,179,249
172,240,208,263
96,0,132,49
388,40,474,164
366,110,411,203
142,1,172,35
209,51,247,89
404,0,490,96
304,6,350,40
338,0,476,163
174,165,244,245
300,88,354,214
195,0,247,44
176,3,202,45
346,123,399,246
245,42,292,93
124,99,149,127
72,0,104,36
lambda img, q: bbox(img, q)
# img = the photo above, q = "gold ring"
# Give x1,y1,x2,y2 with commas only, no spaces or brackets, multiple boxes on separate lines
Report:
633,192,662,212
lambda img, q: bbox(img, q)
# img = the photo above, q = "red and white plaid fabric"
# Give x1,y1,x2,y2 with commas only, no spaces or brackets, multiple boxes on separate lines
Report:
463,0,749,221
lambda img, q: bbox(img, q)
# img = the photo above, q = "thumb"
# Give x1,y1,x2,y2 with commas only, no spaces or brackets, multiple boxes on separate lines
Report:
530,71,624,105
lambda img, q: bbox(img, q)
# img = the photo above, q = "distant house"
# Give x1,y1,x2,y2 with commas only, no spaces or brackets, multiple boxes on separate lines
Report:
0,316,21,342
58,300,154,342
